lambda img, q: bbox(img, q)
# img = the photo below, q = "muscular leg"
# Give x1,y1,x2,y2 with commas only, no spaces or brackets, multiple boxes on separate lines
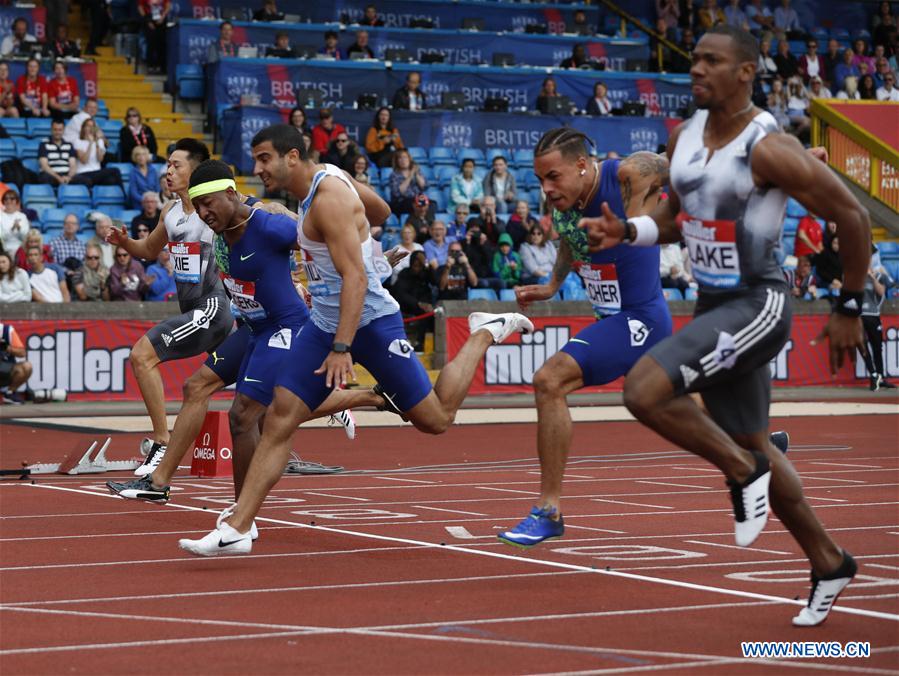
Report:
228,393,267,500
130,335,169,445
149,365,224,487
622,356,756,483
533,352,585,514
313,388,382,417
9,362,33,391
735,430,843,576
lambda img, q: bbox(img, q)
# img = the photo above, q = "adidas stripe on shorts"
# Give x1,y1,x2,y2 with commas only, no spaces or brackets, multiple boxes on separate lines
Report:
146,292,234,363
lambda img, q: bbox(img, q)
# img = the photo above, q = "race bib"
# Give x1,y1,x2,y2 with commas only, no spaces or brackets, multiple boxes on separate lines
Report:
679,215,741,288
222,275,266,321
300,248,330,296
578,263,621,316
169,241,201,284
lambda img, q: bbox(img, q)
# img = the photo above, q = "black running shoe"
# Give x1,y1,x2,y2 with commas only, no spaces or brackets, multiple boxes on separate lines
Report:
793,551,858,626
769,430,789,455
373,383,408,421
106,475,170,502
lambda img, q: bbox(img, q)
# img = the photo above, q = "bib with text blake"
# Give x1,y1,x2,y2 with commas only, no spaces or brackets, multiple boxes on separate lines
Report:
300,248,331,297
576,262,621,316
169,241,201,284
678,214,740,288
221,275,266,321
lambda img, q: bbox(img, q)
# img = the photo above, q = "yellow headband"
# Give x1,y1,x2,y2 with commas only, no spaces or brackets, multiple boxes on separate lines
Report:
188,178,236,200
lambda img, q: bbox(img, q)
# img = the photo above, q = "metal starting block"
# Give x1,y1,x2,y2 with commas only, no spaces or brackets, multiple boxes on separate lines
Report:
24,438,142,475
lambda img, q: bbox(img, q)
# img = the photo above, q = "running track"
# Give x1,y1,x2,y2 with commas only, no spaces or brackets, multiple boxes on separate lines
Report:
1,414,897,674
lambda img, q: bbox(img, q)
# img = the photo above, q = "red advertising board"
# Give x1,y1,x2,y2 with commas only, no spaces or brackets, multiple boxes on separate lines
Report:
446,314,899,395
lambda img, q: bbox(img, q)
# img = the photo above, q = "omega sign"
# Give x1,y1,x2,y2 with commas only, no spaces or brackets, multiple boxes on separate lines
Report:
193,432,232,461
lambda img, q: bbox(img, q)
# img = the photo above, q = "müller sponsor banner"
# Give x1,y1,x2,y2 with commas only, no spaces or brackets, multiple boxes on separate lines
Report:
446,314,899,394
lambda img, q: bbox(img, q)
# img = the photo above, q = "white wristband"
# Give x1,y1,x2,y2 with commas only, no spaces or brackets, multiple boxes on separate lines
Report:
628,215,659,247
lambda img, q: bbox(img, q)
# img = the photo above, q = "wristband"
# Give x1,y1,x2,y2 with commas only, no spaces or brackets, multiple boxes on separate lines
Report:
834,290,863,317
626,215,659,247
331,342,351,354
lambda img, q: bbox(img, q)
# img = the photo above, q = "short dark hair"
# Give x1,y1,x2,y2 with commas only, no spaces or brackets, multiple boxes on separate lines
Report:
173,138,210,167
325,30,338,40
705,24,760,64
251,124,308,159
534,127,594,160
12,17,27,29
54,60,68,72
221,21,233,30
189,159,234,190
51,119,65,128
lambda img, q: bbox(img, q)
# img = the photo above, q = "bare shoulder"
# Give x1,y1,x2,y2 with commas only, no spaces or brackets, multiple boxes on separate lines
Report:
619,151,669,180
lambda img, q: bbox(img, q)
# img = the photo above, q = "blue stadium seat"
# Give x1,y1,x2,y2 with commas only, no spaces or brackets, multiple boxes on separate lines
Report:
99,119,122,138
40,208,68,231
106,138,119,159
782,236,795,254
58,184,91,208
429,147,455,165
108,162,132,189
434,212,451,225
42,225,64,239
380,231,400,250
684,287,699,301
0,138,15,162
877,242,899,257
384,213,401,230
663,288,683,301
473,168,487,182
379,166,393,185
26,118,52,139
468,288,498,301
886,260,899,282
527,187,542,209
92,184,126,208
458,148,485,164
434,165,456,186
811,27,829,43
119,209,141,224
22,158,40,174
426,188,444,211
498,288,517,301
22,183,56,210
2,118,26,137
16,138,40,160
366,166,379,184
562,285,588,301
103,206,124,220
785,197,806,218
176,64,205,100
782,217,799,234
486,148,507,165
416,165,433,182
407,146,427,163
513,149,534,166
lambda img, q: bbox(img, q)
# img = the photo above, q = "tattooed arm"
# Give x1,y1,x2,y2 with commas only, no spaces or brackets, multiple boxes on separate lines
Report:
515,236,572,311
618,151,670,218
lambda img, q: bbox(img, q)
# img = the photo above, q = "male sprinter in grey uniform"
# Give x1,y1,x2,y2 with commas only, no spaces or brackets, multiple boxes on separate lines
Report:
108,139,232,475
581,25,868,626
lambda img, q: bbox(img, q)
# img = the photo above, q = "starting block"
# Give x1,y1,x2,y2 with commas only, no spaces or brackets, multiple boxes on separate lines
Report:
24,438,142,475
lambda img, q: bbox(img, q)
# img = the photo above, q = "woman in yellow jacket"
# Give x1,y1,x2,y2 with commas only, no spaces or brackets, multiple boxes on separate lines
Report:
365,106,404,168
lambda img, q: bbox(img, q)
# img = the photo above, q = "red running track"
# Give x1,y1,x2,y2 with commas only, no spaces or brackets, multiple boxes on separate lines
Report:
1,415,898,674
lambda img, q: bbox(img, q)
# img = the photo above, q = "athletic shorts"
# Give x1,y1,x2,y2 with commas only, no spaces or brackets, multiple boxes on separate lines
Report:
146,293,234,363
0,360,15,388
561,303,673,387
204,323,251,386
235,319,308,407
276,312,433,413
647,284,792,436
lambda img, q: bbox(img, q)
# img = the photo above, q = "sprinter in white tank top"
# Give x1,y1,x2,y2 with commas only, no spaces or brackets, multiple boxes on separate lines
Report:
579,26,870,627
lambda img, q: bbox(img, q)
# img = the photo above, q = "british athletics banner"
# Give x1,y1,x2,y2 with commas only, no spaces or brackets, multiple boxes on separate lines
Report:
7,60,99,100
445,314,899,395
221,106,677,173
168,20,647,70
208,58,690,116
0,7,46,42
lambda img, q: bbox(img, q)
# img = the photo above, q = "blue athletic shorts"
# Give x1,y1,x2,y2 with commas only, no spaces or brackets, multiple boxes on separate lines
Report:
276,312,433,413
560,304,673,387
203,323,250,386
234,319,309,407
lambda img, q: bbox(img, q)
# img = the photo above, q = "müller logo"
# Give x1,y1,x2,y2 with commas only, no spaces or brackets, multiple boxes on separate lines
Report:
26,331,131,393
485,326,570,385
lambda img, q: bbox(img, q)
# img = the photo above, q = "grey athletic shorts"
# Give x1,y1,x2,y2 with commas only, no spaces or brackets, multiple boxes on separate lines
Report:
146,293,234,363
647,284,792,436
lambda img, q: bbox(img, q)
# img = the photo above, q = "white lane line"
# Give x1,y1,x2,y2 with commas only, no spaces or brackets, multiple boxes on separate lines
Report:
867,564,899,572
415,505,486,517
592,498,673,510
374,476,437,484
811,462,883,469
684,540,792,556
803,476,867,484
304,492,370,502
636,481,711,490
20,483,899,624
614,553,899,573
527,471,596,479
475,486,536,495
805,496,848,502
565,525,626,535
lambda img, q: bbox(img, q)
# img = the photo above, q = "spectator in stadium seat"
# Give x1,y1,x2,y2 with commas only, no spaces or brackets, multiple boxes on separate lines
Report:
392,71,426,111
723,0,749,30
253,0,284,22
586,81,614,116
746,0,775,36
38,121,78,186
423,220,449,269
47,61,80,119
755,38,778,82
445,204,468,243
874,54,891,88
798,39,822,84
766,78,791,130
27,245,68,303
450,158,484,212
560,44,589,69
365,106,404,168
813,229,842,297
859,74,878,100
466,195,505,244
535,77,562,114
852,39,876,75
507,200,541,240
833,49,860,93
361,4,385,27
786,77,810,138
108,247,149,301
138,0,171,74
491,233,521,288
0,190,29,257
351,154,372,185
131,191,161,238
72,243,109,301
503,203,531,249
0,61,18,118
289,107,310,135
311,108,345,155
837,75,861,100
566,9,595,36
388,148,427,215
794,212,823,259
482,155,517,215
807,75,833,100
319,30,341,59
64,98,98,145
876,71,899,101
88,213,115,268
15,229,53,271
791,255,817,299
698,0,726,31
659,243,693,294
520,225,557,285
266,32,297,59
129,145,159,209
15,58,48,118
822,39,843,87
437,240,478,301
50,213,86,266
72,118,122,188
774,39,799,80
670,29,695,72
462,223,499,292
0,252,31,302
206,21,237,63
49,24,81,59
774,0,802,39
347,30,375,59
389,251,433,350
145,247,177,301
656,0,680,33
406,194,434,244
322,132,360,173
390,223,424,284
0,18,37,57
158,171,174,204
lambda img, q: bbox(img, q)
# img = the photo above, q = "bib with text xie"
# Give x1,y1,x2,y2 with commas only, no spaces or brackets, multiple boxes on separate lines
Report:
678,214,740,288
222,275,266,321
577,262,621,316
169,241,201,284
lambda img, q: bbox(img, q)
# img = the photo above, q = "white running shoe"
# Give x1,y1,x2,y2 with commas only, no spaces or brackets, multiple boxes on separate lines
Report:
250,520,259,541
792,551,857,627
134,440,168,477
728,450,772,547
468,312,534,344
330,409,356,440
178,505,252,556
